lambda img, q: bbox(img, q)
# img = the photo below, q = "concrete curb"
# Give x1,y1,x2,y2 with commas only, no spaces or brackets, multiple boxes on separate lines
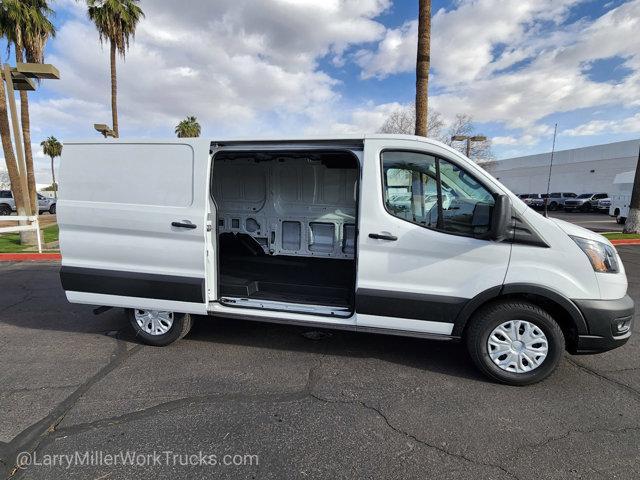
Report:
0,253,61,262
611,239,640,246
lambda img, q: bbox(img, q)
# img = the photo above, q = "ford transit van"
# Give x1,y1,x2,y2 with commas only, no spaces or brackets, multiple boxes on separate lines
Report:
58,135,633,385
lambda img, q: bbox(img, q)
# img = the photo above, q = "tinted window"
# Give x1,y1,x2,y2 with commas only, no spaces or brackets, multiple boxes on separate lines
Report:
382,151,495,237
595,193,608,199
577,193,593,198
564,193,577,198
0,191,11,199
549,193,561,198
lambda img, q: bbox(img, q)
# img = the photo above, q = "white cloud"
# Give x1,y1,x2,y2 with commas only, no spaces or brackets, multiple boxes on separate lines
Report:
357,0,640,144
34,0,392,139
563,113,640,136
304,101,404,134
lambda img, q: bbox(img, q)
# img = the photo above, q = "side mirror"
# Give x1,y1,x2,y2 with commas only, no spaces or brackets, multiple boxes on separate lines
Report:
489,194,511,241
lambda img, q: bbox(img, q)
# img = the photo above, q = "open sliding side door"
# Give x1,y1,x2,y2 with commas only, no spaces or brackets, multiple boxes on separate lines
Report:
58,140,212,315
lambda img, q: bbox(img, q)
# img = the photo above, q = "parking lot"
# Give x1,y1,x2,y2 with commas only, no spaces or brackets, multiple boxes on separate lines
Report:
547,211,621,233
0,244,638,479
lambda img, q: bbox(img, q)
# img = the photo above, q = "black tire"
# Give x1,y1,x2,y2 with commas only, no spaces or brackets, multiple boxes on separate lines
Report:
466,300,565,386
0,204,11,216
127,309,192,347
49,204,56,214
564,208,573,213
580,203,591,213
549,202,558,211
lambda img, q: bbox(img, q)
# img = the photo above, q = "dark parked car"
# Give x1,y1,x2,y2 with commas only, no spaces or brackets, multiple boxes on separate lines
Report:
564,193,609,212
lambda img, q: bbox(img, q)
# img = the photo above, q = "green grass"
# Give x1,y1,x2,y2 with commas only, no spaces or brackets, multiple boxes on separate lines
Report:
0,224,59,253
602,232,640,240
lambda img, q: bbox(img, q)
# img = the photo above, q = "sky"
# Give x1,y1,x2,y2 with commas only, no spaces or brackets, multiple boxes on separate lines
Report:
2,0,640,185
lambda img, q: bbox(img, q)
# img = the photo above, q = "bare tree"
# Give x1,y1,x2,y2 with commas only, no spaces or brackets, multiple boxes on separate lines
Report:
378,103,443,140
378,108,493,161
445,114,494,161
623,146,640,233
414,0,431,137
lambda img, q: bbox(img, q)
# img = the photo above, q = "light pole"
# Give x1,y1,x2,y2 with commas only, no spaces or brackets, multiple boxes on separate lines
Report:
94,124,117,138
451,135,487,158
1,62,60,220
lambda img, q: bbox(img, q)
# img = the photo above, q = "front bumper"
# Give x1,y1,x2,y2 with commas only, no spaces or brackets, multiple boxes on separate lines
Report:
571,295,634,354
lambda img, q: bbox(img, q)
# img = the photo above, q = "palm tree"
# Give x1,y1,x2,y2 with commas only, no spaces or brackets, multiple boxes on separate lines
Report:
0,0,55,215
414,0,431,137
87,0,144,138
41,136,62,198
0,60,27,218
175,116,201,138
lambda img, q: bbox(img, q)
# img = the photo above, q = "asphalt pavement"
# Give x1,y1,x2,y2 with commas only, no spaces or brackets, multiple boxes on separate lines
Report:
546,210,621,232
1,249,639,479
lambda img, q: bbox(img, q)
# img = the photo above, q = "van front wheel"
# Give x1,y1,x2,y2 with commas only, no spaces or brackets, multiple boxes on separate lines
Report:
466,301,564,386
127,309,192,346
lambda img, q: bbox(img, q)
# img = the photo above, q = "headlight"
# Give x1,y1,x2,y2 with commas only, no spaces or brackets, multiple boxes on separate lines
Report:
571,236,620,273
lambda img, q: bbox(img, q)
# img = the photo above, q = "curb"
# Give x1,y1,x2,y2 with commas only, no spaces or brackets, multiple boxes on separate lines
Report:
0,253,61,262
610,239,640,246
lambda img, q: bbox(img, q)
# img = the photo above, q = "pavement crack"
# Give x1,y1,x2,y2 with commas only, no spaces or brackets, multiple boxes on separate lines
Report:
308,393,521,480
49,390,310,441
0,283,32,316
566,357,640,399
512,425,640,456
0,336,142,478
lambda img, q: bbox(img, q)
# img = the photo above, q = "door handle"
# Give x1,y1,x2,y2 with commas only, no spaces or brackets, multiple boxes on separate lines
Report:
369,233,397,241
172,221,197,230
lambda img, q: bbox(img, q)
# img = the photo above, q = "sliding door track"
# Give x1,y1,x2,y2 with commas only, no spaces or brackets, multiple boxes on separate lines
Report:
220,297,352,318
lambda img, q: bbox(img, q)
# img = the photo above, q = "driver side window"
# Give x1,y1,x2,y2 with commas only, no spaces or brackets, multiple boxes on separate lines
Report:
382,151,495,236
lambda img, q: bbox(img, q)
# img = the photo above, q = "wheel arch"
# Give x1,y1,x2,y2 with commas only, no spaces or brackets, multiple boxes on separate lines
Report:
454,284,588,351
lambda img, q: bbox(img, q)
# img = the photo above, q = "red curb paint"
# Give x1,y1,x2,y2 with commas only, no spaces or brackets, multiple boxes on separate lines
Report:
610,239,640,246
0,253,61,262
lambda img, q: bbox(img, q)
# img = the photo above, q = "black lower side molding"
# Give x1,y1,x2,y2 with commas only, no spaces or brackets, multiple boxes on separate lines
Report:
60,266,205,303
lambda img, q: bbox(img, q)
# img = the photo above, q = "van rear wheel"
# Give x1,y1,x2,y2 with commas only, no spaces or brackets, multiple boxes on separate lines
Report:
466,301,564,386
127,309,192,346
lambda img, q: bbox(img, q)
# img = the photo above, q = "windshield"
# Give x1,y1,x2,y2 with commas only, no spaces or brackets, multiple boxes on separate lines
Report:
577,193,593,198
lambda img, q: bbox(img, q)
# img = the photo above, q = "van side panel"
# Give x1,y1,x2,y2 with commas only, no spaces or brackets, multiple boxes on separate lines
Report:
58,141,211,314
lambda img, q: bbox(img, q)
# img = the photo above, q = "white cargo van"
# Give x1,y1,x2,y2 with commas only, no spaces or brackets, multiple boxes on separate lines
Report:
58,135,633,385
610,170,633,224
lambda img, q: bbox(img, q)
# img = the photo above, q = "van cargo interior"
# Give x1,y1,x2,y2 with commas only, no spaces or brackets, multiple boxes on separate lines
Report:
212,150,359,315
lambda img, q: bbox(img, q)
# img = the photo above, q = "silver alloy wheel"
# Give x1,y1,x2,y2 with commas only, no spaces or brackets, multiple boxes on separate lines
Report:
487,320,549,373
134,310,174,336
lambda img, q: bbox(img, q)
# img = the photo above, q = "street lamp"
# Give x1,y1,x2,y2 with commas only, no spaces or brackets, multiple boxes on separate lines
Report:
1,62,60,218
451,135,487,158
94,124,117,138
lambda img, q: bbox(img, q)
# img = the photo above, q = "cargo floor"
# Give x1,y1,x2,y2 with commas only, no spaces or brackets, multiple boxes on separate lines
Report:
219,254,356,308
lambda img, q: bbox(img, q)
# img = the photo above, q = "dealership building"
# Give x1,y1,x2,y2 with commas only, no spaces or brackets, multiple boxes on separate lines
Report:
480,139,640,196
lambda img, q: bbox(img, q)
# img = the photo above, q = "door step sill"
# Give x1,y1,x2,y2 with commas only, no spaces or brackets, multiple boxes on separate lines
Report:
219,296,352,318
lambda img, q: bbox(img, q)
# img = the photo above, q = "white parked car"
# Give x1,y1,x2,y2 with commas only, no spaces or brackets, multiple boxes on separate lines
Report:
596,197,611,213
57,135,633,385
0,190,57,215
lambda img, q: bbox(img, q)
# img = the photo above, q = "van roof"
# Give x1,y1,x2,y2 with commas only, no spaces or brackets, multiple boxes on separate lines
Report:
63,133,453,150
